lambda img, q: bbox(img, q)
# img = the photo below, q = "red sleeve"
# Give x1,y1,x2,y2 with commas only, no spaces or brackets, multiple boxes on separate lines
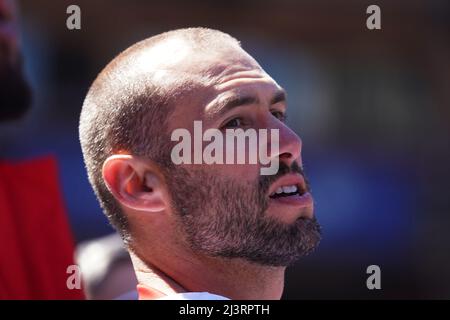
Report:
0,156,85,299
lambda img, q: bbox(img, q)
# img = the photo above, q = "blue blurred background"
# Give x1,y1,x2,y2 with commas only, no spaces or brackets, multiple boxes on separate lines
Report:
1,0,449,299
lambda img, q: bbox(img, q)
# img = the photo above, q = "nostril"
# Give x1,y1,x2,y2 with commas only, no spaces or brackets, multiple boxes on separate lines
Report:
279,152,293,160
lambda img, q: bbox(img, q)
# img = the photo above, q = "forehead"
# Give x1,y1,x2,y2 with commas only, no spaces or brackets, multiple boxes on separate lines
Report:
168,47,282,130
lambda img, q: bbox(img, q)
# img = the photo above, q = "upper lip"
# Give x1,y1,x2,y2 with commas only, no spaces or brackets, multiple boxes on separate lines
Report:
267,174,307,197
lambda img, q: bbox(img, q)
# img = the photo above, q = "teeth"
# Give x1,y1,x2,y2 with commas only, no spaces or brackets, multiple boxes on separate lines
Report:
271,185,299,197
281,185,297,193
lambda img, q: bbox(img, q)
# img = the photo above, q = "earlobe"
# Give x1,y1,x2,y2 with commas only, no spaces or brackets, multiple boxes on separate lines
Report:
102,155,167,213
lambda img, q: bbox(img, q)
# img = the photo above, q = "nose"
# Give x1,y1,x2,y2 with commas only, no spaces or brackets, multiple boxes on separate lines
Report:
270,120,302,168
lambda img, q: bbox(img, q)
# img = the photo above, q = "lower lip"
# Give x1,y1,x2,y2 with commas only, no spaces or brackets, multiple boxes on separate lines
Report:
269,192,313,208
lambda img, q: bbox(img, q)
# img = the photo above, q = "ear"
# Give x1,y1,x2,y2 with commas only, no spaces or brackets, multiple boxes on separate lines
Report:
102,155,167,212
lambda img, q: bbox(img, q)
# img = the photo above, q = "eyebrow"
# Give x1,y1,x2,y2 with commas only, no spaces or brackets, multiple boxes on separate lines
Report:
206,88,287,119
271,90,287,105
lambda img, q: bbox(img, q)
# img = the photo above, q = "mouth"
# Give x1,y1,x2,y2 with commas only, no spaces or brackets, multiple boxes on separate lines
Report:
267,174,313,211
268,174,307,199
269,184,303,198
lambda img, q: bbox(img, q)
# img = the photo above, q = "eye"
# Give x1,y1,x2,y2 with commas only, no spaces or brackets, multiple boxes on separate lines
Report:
271,110,286,122
222,117,243,129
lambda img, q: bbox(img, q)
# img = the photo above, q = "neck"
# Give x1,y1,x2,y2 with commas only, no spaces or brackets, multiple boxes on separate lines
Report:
130,248,286,300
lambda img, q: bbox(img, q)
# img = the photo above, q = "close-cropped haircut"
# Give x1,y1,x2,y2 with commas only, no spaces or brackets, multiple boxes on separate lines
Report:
79,28,240,242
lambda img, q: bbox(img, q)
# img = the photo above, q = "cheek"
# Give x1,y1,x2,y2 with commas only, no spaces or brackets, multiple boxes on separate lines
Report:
218,134,262,179
217,163,260,182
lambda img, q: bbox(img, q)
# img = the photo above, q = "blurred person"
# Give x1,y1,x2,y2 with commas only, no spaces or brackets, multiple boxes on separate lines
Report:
79,27,321,300
0,0,83,299
0,0,30,119
76,233,137,300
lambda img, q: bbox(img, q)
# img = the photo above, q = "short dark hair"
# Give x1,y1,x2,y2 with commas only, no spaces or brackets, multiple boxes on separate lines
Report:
79,28,240,242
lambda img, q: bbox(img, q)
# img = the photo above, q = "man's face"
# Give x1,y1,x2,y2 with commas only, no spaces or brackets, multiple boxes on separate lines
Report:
159,43,321,266
0,0,31,121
